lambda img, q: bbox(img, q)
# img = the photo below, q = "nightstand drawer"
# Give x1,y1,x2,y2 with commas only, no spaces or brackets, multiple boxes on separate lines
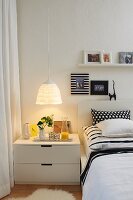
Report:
13,134,80,185
14,163,80,184
14,145,80,164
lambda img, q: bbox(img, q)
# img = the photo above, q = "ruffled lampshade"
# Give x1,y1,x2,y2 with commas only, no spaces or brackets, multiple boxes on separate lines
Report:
36,79,62,105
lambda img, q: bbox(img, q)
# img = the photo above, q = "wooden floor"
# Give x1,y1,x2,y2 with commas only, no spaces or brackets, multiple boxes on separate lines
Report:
2,184,82,200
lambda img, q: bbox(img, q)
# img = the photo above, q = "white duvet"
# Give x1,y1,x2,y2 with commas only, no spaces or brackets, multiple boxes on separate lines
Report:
83,153,133,200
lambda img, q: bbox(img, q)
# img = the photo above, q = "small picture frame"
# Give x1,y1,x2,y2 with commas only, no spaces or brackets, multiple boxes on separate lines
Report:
90,80,108,95
54,121,71,133
83,51,101,64
119,52,133,64
29,124,38,137
101,52,112,63
71,73,89,94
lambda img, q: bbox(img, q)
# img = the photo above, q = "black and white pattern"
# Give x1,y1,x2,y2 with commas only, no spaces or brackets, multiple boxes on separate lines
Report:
71,73,89,94
83,125,102,141
84,125,133,151
81,148,133,185
91,109,130,125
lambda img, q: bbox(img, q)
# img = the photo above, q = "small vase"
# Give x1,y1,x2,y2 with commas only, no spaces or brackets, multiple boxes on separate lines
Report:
39,129,45,140
23,123,30,139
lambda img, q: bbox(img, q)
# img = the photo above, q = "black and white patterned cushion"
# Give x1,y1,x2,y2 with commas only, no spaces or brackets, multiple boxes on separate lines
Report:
91,109,130,125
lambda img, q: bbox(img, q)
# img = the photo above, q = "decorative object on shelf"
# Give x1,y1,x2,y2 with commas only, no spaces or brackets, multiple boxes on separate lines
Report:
48,132,61,141
54,121,71,133
39,129,45,140
54,133,60,141
119,52,133,64
36,9,62,105
109,80,116,101
101,51,112,63
90,80,108,95
49,132,54,140
83,51,101,64
23,123,30,139
71,73,89,94
29,124,38,137
37,115,53,140
61,117,69,140
37,115,53,129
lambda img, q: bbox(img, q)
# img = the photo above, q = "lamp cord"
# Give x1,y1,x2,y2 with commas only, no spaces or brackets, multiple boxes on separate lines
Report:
48,8,50,81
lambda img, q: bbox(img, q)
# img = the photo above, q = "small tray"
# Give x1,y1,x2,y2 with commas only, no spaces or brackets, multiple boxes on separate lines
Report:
32,137,72,142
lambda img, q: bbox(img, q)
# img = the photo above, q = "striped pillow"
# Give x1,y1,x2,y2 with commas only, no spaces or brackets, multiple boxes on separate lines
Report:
91,109,130,125
84,125,133,151
83,125,102,141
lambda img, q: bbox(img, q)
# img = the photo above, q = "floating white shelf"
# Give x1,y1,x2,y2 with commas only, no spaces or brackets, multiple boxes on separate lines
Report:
78,63,133,68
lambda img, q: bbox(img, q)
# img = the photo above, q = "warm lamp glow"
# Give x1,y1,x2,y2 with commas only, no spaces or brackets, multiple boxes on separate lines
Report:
36,80,62,105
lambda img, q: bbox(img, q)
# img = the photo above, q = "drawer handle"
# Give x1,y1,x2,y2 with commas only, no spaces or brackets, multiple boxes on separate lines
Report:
41,145,52,147
41,163,52,166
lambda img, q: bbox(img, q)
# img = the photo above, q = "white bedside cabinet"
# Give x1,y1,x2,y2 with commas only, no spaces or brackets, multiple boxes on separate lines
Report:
13,134,80,185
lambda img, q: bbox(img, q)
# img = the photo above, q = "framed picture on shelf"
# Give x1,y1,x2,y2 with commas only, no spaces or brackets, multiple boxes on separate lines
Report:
101,52,112,63
119,52,133,64
71,73,89,94
90,80,108,95
83,51,101,64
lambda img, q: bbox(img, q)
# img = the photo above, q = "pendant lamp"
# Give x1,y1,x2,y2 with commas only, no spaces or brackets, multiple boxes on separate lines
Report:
36,10,62,105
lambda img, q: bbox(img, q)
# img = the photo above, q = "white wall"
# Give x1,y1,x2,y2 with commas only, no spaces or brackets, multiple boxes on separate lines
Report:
17,0,133,133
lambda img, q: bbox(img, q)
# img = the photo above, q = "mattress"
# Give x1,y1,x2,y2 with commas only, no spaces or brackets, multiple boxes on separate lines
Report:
80,145,87,173
82,150,133,200
82,132,90,157
80,133,91,173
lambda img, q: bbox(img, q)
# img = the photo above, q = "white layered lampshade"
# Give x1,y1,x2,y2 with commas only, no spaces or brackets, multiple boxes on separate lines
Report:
36,79,62,105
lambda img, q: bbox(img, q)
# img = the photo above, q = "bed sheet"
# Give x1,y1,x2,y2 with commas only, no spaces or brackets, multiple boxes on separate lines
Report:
83,152,133,200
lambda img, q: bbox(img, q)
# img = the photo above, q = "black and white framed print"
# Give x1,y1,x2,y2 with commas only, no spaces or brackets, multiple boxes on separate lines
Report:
119,52,133,64
90,80,108,95
71,73,89,94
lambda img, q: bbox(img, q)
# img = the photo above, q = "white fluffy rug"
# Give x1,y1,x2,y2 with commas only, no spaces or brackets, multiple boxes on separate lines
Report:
10,188,76,200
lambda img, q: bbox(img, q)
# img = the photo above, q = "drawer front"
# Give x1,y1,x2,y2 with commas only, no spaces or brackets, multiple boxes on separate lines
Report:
14,163,80,184
14,145,80,164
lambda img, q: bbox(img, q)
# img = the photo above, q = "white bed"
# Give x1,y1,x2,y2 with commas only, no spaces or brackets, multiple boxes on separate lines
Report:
78,100,133,200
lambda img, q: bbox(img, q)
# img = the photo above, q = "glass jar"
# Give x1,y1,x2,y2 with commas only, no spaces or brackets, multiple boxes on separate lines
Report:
39,129,45,140
61,118,69,140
